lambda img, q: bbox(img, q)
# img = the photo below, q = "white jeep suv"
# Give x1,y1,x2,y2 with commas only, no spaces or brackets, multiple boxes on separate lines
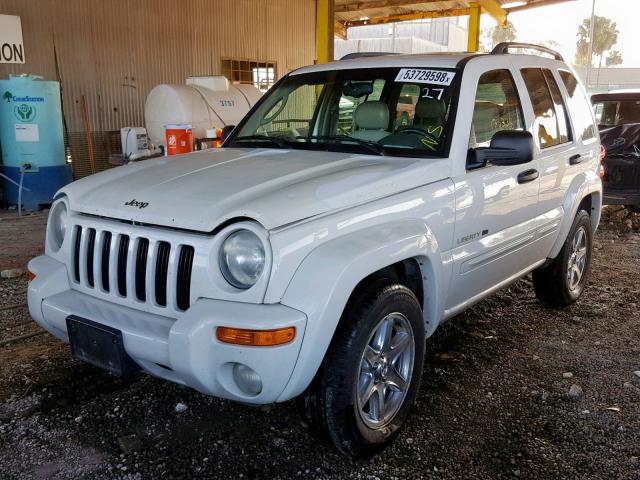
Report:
28,43,602,457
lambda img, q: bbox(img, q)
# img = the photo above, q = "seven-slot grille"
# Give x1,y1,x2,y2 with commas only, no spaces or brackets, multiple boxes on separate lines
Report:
71,225,195,312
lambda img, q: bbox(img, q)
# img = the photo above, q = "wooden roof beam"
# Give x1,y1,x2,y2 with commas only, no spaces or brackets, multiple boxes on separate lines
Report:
504,0,576,12
336,0,443,13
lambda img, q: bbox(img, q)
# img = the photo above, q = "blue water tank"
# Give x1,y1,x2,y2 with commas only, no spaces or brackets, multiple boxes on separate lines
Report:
0,74,72,209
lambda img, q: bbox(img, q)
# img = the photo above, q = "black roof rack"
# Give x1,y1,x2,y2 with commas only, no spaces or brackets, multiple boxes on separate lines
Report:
491,42,564,62
340,52,398,60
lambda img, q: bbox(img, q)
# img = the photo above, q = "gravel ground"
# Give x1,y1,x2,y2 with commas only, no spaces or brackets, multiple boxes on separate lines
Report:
0,207,639,480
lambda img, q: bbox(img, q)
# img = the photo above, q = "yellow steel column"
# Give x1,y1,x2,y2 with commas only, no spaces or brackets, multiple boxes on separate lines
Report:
316,0,335,64
467,3,481,52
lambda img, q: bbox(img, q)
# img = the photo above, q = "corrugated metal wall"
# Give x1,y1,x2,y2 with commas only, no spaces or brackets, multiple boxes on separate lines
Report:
0,0,317,177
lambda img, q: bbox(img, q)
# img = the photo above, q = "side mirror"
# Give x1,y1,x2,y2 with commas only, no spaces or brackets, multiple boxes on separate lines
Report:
469,130,534,168
221,125,236,143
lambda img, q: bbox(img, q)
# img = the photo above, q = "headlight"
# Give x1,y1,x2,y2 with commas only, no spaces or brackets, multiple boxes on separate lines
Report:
219,230,266,289
48,201,68,252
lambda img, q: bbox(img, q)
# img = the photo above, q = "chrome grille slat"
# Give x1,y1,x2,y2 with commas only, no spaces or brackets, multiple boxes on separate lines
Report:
125,237,137,300
165,244,180,311
108,232,119,297
78,226,91,287
93,230,104,291
145,240,158,306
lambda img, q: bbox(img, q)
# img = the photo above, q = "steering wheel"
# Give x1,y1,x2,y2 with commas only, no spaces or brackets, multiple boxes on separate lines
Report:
396,127,429,136
393,126,443,151
256,125,301,140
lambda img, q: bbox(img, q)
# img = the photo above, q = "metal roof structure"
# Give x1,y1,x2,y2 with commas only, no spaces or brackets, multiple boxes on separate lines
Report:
334,0,576,33
323,0,576,58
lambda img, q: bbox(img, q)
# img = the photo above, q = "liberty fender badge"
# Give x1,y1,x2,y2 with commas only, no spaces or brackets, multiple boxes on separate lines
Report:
457,229,489,245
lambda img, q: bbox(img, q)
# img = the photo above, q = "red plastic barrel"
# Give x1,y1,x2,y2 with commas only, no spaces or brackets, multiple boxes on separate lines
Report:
165,124,193,156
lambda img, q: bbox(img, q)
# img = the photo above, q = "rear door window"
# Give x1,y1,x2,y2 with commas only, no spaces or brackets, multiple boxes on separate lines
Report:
521,68,571,149
559,71,597,141
542,69,571,143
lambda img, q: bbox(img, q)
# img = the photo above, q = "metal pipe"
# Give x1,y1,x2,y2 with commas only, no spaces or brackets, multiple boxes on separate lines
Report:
18,169,24,217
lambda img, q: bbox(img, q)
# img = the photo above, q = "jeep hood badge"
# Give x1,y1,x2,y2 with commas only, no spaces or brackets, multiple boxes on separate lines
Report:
124,199,149,209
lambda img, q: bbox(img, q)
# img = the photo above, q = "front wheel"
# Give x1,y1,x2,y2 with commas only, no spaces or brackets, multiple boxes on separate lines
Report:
532,210,593,307
302,284,425,458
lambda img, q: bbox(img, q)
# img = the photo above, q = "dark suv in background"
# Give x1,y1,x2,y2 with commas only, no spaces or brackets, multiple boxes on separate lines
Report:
592,91,640,210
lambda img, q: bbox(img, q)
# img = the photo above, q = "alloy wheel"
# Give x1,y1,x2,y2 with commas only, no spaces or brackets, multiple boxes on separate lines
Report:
356,312,415,429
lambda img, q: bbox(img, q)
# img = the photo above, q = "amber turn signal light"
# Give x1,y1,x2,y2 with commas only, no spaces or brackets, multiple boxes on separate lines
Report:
27,271,36,282
216,326,296,346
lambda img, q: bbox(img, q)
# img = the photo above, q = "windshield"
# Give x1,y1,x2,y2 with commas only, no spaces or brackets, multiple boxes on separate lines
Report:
594,99,640,127
226,67,459,157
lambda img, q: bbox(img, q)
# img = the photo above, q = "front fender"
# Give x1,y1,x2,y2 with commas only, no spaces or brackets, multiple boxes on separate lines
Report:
277,219,447,401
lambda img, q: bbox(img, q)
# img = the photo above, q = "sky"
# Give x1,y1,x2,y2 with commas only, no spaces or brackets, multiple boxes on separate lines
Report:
482,0,640,67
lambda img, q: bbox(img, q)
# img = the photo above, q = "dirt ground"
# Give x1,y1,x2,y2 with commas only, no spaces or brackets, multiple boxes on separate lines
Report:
0,206,639,480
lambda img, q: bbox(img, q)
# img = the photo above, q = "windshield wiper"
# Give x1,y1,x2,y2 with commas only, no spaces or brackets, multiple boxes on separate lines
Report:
231,135,294,149
297,135,386,156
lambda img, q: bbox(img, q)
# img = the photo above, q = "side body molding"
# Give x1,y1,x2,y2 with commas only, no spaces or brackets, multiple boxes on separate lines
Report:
277,220,447,401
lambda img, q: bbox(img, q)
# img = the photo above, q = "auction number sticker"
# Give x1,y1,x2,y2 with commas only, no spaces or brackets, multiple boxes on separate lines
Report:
395,68,456,86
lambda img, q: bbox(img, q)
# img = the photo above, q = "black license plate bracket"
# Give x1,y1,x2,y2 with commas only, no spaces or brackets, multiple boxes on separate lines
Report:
66,315,140,377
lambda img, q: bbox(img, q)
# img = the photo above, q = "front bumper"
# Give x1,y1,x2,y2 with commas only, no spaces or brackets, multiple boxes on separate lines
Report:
28,255,307,404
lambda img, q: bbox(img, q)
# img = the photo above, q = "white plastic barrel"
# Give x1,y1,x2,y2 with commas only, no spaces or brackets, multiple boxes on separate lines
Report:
144,76,261,146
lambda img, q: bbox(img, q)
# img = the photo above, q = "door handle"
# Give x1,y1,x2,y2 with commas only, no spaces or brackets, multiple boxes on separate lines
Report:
569,154,583,165
517,169,539,184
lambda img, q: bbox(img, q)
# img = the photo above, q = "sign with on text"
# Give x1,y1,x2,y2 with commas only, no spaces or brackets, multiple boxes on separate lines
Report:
0,15,25,64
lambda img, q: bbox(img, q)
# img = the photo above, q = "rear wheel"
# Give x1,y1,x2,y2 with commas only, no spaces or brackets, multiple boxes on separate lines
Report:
302,283,425,458
532,210,593,307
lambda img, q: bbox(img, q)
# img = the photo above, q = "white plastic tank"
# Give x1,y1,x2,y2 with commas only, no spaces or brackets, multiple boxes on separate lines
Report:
144,76,262,146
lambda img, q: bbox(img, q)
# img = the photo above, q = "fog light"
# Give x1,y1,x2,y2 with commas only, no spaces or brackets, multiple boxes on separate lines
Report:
233,363,262,396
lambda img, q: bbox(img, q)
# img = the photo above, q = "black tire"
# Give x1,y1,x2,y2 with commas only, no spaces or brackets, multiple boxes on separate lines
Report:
302,283,425,458
532,210,593,307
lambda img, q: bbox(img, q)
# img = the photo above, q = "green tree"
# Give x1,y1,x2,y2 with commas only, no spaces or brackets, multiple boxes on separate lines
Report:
606,50,623,68
2,91,12,103
480,21,517,52
575,15,620,68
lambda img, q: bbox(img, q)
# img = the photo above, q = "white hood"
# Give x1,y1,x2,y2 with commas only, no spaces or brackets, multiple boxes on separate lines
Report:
61,148,450,231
